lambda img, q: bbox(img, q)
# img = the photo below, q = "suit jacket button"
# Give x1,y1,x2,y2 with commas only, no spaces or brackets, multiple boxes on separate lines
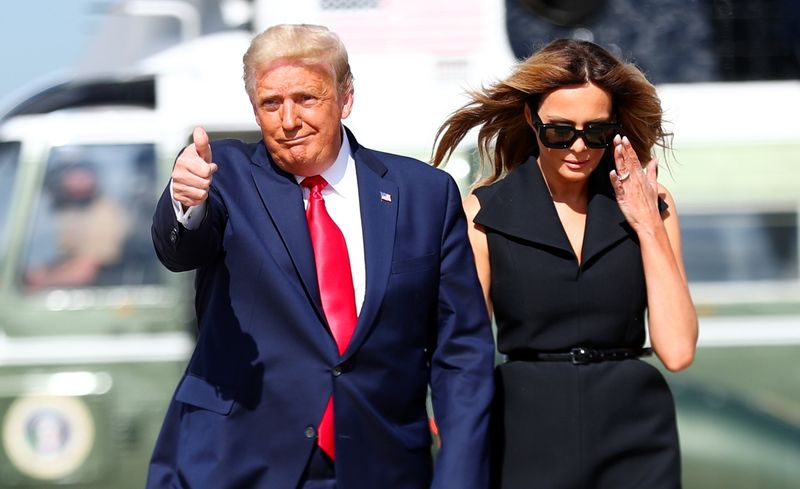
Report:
332,366,342,377
169,227,179,244
304,426,316,439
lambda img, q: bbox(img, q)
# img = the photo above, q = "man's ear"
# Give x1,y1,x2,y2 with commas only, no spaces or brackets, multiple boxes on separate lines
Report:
252,106,261,127
340,89,354,120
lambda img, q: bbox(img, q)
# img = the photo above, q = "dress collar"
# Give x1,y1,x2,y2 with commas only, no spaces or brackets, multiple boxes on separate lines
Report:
474,157,631,265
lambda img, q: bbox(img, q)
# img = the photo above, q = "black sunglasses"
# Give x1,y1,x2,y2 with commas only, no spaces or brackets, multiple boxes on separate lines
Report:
532,112,621,149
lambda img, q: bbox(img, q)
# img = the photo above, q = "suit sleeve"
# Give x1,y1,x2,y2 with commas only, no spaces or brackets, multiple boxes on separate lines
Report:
430,176,495,489
151,178,227,272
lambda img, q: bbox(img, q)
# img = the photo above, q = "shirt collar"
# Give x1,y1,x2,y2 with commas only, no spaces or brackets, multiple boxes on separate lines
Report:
295,126,356,198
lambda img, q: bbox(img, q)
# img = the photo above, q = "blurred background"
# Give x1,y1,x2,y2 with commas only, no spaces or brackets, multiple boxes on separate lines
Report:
0,0,798,487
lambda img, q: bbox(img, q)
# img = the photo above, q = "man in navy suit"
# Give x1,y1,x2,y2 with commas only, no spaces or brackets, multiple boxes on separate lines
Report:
146,24,494,489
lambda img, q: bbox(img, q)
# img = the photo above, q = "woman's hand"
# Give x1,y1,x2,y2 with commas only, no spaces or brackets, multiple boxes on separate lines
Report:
609,135,662,232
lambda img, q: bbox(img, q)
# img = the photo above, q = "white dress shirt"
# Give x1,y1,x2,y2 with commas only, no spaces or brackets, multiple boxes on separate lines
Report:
172,127,366,314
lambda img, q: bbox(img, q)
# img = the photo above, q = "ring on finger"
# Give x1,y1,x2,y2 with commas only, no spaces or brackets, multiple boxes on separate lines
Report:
617,170,631,182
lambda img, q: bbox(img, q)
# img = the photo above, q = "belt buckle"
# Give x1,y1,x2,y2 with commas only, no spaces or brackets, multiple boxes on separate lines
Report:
570,347,596,365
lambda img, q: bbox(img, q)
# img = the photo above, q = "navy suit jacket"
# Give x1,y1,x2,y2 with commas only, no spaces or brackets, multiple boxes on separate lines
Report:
147,128,494,489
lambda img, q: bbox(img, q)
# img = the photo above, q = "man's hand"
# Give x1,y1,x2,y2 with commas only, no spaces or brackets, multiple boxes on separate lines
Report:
172,127,218,210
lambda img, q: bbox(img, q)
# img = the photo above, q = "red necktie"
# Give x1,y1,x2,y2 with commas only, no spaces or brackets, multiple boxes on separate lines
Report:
302,175,358,460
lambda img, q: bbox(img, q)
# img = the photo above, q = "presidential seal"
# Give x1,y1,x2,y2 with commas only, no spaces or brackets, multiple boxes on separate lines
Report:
2,395,95,480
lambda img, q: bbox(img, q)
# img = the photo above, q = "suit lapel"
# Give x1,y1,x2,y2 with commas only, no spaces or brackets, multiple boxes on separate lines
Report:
342,131,397,361
249,143,324,318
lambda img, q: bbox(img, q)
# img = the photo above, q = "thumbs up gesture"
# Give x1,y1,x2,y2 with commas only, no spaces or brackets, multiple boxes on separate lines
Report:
172,127,218,209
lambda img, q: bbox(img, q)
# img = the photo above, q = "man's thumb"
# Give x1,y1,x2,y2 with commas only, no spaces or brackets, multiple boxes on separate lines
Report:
193,126,213,163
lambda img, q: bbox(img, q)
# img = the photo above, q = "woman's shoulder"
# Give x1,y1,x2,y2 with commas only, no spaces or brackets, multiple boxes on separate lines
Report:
473,159,538,207
470,180,508,222
462,192,482,223
471,182,496,204
656,182,674,215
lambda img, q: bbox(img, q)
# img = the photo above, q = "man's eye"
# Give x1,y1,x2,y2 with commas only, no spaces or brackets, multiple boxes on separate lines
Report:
262,100,280,110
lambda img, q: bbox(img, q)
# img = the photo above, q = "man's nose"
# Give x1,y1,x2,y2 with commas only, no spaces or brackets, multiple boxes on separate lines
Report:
281,101,301,130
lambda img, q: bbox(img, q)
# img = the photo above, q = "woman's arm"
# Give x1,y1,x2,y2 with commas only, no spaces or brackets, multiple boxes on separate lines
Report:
610,136,698,371
640,185,698,371
463,194,493,318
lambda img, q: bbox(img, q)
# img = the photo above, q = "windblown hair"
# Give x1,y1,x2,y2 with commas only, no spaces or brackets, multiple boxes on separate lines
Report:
243,24,354,102
432,38,670,186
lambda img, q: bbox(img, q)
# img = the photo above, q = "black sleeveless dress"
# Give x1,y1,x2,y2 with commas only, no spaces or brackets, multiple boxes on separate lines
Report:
474,158,680,489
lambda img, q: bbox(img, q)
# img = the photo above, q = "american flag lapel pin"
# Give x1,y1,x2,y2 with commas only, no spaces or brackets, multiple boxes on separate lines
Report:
380,191,392,203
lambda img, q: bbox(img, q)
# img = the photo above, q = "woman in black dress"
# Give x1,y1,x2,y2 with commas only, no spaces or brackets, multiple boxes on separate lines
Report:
432,39,698,488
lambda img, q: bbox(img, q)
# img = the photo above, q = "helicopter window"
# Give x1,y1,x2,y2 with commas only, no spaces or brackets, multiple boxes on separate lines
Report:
681,210,799,283
0,141,21,261
21,143,162,290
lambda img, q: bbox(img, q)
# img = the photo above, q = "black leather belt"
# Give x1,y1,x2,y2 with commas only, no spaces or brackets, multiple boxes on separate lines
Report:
507,347,652,365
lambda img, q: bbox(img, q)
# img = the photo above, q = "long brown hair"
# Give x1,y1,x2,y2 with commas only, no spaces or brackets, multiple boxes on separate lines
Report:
432,38,670,186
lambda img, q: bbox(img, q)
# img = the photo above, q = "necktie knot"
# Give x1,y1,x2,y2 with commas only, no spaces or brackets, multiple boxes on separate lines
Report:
302,175,328,195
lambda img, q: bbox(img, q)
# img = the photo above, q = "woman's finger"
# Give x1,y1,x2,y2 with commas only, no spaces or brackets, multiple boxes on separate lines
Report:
622,136,643,172
613,135,629,181
609,168,624,194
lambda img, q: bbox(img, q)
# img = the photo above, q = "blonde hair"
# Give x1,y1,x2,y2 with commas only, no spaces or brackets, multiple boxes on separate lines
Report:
432,38,670,186
243,24,354,102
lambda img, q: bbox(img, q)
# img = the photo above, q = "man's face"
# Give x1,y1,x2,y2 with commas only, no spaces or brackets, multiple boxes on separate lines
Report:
252,60,353,176
58,166,97,205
